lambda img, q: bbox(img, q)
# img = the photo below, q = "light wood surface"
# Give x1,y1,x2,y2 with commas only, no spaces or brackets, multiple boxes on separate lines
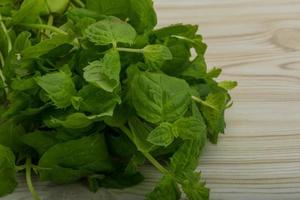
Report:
4,1,300,199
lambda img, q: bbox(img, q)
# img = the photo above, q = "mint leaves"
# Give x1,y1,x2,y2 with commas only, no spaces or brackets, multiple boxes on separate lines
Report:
83,50,121,92
0,1,236,199
38,135,112,183
0,145,17,197
35,71,76,108
85,16,137,46
130,71,191,124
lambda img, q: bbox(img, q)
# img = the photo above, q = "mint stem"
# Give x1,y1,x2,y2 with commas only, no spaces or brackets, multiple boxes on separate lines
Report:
72,0,85,8
143,152,170,175
26,158,41,200
0,14,12,52
117,47,144,54
0,51,8,96
47,15,54,27
19,23,68,35
120,126,170,175
1,16,12,21
192,95,217,110
15,165,26,172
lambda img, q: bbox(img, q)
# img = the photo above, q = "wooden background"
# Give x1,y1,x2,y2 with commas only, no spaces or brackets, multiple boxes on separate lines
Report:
4,0,300,199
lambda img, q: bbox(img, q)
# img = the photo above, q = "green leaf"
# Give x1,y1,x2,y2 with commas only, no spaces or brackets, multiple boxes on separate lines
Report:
67,8,104,22
46,0,69,14
143,45,172,68
218,80,238,90
104,103,133,128
74,17,97,36
147,122,174,147
173,117,206,140
106,131,136,158
128,117,153,152
13,31,32,54
1,92,30,119
22,34,73,59
86,0,129,20
171,34,207,55
207,67,222,78
39,134,112,183
200,92,227,143
75,84,120,115
50,113,93,129
35,71,76,108
129,0,157,33
125,153,145,175
0,145,17,197
83,50,121,92
85,16,137,46
181,172,210,200
161,40,191,76
21,131,60,156
154,24,198,39
181,56,207,79
86,0,156,33
12,0,49,24
0,120,25,153
11,77,37,91
130,71,191,124
170,137,204,178
0,3,12,16
147,117,206,147
0,0,13,5
146,175,181,200
99,172,144,189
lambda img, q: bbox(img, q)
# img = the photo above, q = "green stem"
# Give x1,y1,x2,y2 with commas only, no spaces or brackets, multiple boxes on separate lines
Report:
192,95,216,110
26,158,41,200
143,152,170,175
72,0,85,8
117,47,144,54
120,126,170,175
47,15,54,26
1,17,12,21
43,14,54,39
0,51,8,95
119,126,133,140
15,165,26,172
0,14,12,52
18,23,68,35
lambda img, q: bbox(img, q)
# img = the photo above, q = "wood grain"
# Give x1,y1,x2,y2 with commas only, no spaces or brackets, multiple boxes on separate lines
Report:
3,1,300,200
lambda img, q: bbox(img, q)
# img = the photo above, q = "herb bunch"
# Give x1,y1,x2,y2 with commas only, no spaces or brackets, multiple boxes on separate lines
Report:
0,0,237,199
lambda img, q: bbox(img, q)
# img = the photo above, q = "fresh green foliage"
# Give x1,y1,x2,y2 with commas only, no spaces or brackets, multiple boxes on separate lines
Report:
0,144,17,197
0,0,236,199
46,0,69,14
83,50,121,92
147,122,174,147
35,71,76,108
0,120,25,152
22,34,72,59
143,44,173,68
75,84,120,114
21,131,60,156
146,175,180,200
129,71,191,124
38,135,112,183
85,16,137,46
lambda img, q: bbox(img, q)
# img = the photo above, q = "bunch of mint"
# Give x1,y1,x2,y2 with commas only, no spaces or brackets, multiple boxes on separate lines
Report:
0,0,237,199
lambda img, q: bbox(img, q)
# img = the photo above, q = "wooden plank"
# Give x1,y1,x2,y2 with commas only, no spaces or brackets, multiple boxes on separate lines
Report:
4,1,300,199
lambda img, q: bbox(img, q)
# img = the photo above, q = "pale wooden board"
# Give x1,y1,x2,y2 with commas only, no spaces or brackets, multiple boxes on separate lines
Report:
3,0,300,199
